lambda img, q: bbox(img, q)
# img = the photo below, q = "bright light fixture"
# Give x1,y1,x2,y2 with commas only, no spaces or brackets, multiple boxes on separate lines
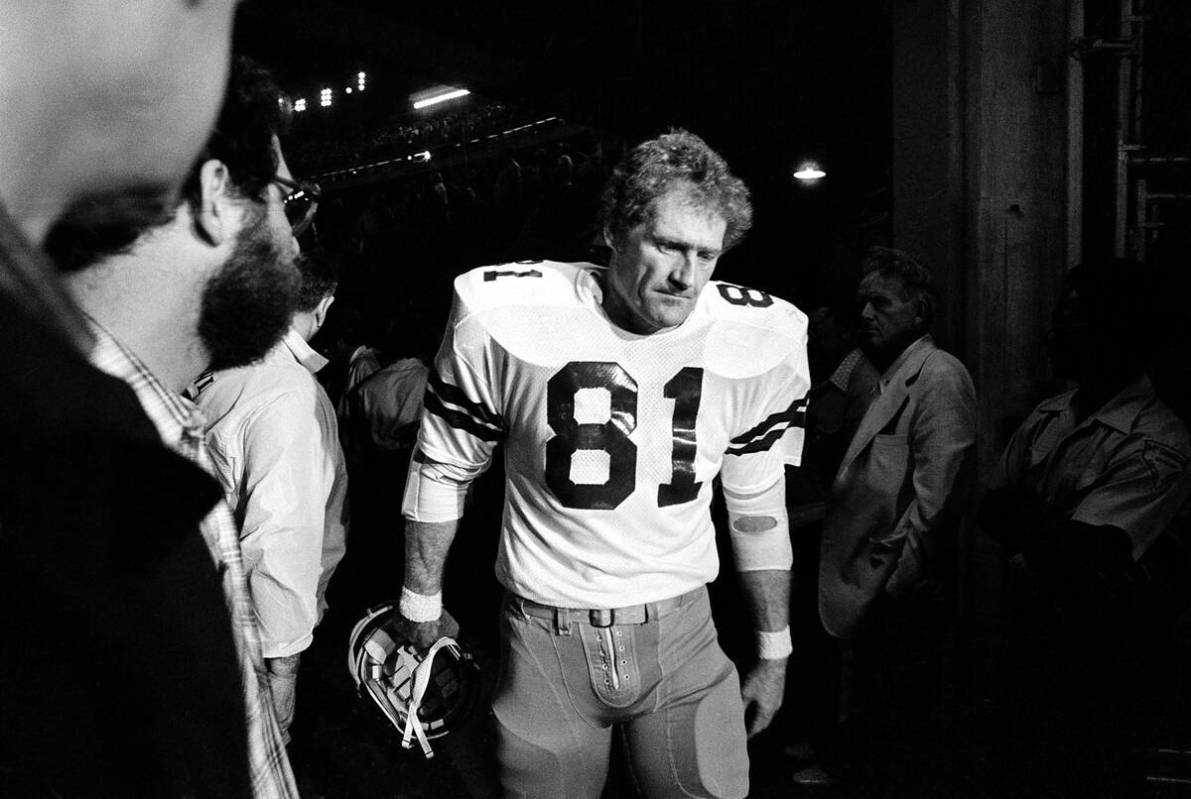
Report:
357,71,367,92
294,98,307,112
793,161,826,181
346,86,353,94
320,88,333,108
413,88,470,110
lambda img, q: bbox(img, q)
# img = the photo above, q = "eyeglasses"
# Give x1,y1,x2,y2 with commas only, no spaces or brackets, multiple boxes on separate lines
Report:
272,174,322,237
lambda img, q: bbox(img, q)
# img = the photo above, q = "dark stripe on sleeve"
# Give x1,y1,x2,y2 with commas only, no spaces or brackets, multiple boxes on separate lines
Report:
727,425,795,456
428,368,503,428
728,396,808,448
424,389,505,442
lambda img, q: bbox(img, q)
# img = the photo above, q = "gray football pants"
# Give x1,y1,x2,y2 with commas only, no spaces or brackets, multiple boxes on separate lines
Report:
493,587,749,799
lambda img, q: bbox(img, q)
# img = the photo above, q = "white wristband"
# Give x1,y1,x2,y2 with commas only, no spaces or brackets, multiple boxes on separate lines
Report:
399,587,442,623
756,626,793,660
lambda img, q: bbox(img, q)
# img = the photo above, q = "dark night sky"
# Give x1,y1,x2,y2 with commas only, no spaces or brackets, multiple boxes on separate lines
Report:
235,1,893,303
235,1,891,157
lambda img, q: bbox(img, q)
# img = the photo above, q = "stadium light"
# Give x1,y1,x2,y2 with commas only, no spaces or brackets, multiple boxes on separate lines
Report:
413,88,470,110
358,71,367,92
320,88,333,108
793,161,826,182
294,98,307,112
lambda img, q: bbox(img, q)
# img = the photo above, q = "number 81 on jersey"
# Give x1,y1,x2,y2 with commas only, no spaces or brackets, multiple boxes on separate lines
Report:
545,361,704,511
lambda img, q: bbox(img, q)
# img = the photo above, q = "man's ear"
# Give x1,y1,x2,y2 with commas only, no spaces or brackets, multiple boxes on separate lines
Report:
603,226,617,252
915,296,929,329
315,294,335,329
194,159,233,246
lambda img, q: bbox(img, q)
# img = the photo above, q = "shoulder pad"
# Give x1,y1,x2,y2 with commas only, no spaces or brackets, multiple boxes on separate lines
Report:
706,281,803,325
703,281,808,378
454,261,589,315
448,261,602,368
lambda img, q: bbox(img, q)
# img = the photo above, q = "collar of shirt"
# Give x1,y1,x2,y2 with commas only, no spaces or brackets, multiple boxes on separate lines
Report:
1035,374,1156,435
827,348,864,393
86,319,209,456
280,327,329,375
877,334,932,394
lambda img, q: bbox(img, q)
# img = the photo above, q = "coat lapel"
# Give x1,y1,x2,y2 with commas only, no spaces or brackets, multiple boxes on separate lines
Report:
836,336,937,477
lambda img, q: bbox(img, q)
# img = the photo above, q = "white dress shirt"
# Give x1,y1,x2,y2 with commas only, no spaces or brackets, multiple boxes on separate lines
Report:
194,328,349,658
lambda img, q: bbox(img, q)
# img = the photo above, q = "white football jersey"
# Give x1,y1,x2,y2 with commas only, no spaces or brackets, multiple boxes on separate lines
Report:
408,261,810,607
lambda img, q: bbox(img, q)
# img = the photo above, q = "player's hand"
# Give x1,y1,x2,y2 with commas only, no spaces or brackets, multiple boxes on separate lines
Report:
396,607,460,651
741,656,787,739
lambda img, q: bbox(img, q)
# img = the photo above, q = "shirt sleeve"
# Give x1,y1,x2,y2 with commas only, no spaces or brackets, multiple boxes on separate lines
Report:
358,361,429,451
237,389,338,659
411,288,505,472
1070,437,1191,558
720,332,811,495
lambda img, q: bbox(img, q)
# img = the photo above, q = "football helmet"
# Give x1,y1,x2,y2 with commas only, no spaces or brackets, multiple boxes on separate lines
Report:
347,600,480,757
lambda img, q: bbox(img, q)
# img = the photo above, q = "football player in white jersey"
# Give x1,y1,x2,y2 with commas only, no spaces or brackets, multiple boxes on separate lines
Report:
397,130,810,798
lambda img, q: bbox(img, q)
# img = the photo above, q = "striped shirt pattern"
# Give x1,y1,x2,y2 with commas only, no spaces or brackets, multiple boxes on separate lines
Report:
88,323,298,799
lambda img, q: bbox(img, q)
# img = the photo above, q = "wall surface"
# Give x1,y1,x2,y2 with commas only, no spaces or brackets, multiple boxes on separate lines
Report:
892,0,1073,475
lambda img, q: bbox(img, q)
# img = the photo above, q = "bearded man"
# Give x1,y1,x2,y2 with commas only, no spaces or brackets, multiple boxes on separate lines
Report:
51,58,310,798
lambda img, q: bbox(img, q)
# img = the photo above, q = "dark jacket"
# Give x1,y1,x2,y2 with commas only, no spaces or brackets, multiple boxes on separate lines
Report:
0,237,252,797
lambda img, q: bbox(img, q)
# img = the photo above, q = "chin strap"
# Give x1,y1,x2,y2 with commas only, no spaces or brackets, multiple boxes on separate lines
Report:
397,637,461,758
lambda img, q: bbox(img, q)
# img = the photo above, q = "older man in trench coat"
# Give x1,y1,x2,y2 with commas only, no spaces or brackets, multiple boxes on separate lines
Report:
814,248,975,797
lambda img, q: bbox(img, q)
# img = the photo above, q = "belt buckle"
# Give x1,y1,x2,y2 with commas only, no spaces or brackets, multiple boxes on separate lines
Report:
589,608,614,627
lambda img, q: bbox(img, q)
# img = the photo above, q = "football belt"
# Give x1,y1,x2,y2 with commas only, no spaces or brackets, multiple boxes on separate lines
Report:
347,601,480,758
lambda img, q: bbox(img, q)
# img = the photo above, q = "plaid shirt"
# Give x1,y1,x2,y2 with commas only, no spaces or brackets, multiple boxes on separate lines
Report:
88,323,298,799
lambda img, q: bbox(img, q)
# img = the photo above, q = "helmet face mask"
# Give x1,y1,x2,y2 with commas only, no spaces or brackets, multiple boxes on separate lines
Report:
348,601,480,757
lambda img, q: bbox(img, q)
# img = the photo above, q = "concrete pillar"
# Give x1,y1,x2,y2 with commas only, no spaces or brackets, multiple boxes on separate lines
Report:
892,7,1077,767
892,0,1072,473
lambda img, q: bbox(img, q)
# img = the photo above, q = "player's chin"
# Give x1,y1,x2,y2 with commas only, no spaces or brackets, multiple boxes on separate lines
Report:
648,311,690,332
647,298,694,328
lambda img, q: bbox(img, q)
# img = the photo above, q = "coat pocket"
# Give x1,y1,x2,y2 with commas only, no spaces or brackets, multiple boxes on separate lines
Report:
868,434,909,493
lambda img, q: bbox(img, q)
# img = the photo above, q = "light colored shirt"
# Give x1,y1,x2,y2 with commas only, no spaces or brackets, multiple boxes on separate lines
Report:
193,328,349,658
338,344,382,418
355,356,429,451
88,323,298,799
346,344,382,391
406,261,810,607
338,344,383,460
989,374,1191,560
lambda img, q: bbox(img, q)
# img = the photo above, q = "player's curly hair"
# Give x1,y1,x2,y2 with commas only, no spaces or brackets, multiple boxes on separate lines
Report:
599,129,752,252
